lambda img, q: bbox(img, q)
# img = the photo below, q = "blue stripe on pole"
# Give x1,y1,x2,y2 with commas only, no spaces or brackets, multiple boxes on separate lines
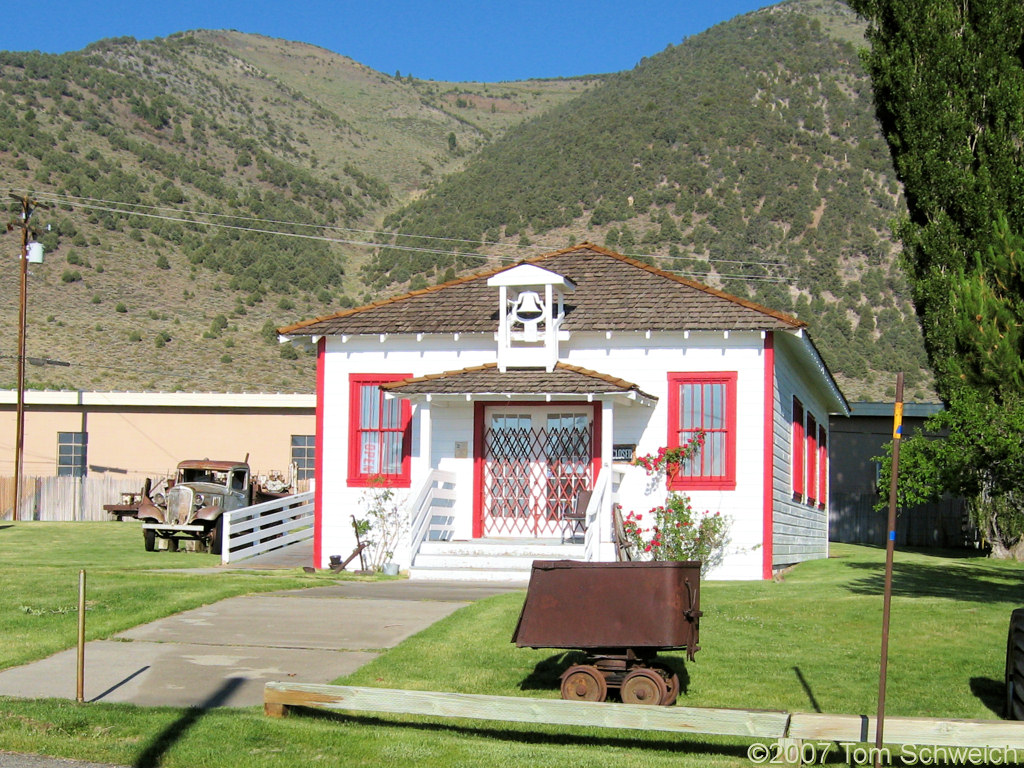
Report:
889,530,896,541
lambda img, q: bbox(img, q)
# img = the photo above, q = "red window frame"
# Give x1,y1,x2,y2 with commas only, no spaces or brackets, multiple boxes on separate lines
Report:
817,423,828,510
806,413,818,505
347,374,412,488
792,397,805,500
667,372,737,491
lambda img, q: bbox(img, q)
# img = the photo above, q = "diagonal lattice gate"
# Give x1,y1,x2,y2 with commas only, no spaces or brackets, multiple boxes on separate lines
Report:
482,419,593,537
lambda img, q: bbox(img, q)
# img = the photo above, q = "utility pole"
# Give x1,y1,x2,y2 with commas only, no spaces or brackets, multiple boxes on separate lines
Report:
7,192,48,521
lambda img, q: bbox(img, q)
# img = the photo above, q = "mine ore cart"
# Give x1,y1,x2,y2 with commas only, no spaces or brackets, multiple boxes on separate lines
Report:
512,560,702,706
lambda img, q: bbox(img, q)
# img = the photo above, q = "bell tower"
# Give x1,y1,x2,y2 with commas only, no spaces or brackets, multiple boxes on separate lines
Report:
487,264,575,372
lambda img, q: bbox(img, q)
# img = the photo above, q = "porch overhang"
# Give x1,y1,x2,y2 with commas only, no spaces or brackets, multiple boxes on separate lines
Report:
380,362,658,408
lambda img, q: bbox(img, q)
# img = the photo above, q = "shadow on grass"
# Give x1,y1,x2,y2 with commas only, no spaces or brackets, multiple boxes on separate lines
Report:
970,676,1005,718
793,666,822,713
134,677,243,768
295,708,754,760
518,652,691,698
840,551,1024,603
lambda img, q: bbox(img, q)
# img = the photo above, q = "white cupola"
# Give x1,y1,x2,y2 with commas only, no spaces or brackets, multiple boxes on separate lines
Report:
487,263,575,372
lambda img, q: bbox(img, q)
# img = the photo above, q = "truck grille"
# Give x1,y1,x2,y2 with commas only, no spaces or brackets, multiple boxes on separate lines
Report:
166,486,194,525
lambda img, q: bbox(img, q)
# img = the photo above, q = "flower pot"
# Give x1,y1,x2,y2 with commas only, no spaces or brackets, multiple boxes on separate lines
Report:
381,562,400,576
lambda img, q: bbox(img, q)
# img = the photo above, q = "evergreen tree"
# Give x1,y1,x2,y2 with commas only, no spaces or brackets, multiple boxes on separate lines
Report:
851,0,1024,557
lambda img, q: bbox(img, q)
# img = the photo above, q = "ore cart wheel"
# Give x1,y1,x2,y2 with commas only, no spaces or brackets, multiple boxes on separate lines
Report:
1005,608,1024,719
651,663,679,706
560,664,608,702
209,516,225,556
620,668,669,706
143,528,156,552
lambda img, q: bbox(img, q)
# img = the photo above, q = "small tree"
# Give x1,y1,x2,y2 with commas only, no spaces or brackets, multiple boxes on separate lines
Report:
357,475,408,571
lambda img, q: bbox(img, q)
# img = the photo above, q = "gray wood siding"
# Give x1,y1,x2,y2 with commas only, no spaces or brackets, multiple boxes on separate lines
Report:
771,336,832,567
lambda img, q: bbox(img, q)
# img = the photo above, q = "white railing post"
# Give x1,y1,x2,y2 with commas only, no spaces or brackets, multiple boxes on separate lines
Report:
583,469,609,562
221,509,233,565
407,470,456,566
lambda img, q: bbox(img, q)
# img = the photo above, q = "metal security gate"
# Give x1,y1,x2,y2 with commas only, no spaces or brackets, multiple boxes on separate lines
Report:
482,408,594,537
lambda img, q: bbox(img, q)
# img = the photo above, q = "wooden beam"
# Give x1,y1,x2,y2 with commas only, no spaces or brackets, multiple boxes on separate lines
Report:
264,683,791,738
789,711,1024,749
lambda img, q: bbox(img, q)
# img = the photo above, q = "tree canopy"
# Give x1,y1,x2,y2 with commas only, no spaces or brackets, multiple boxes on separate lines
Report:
851,0,1024,556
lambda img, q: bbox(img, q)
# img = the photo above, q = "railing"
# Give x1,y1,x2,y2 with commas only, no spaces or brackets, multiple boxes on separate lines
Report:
582,468,610,562
221,490,314,565
407,470,457,565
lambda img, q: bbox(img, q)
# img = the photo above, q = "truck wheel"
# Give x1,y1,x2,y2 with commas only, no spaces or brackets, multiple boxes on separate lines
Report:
143,528,156,552
209,516,224,556
1006,608,1024,719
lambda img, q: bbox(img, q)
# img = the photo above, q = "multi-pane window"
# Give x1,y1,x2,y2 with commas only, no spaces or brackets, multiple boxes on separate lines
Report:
291,435,315,480
792,398,805,499
347,374,412,487
817,423,828,509
57,432,87,477
667,372,737,490
791,398,828,508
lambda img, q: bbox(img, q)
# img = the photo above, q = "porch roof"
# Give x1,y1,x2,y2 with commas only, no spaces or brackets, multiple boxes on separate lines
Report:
380,362,657,406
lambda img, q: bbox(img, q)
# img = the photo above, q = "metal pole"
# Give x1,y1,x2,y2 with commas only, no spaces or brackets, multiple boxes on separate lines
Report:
875,372,903,764
77,569,86,702
13,206,29,522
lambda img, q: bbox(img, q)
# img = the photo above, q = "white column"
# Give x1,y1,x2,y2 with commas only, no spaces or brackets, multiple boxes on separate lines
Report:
599,399,615,560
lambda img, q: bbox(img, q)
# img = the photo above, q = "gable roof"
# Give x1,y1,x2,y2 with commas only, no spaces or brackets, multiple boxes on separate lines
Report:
279,243,806,337
380,362,656,403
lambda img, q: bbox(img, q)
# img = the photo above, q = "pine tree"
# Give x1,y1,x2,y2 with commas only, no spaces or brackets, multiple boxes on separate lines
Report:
851,0,1024,557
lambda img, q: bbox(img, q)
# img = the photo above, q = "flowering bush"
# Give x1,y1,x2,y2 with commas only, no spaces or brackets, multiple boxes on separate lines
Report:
625,436,730,574
619,495,728,572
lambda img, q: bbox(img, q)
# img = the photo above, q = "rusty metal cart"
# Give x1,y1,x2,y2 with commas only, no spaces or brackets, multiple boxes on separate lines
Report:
512,560,702,706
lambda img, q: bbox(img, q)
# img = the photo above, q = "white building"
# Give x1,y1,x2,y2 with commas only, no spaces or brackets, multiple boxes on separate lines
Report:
280,244,849,580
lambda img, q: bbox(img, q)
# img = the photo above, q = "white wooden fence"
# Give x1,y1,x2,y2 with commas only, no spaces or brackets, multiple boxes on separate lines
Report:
221,490,314,564
407,470,457,565
0,475,151,521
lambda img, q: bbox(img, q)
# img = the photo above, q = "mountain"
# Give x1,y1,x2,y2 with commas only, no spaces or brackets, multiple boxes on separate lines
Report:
370,0,929,402
0,30,597,392
0,1,930,401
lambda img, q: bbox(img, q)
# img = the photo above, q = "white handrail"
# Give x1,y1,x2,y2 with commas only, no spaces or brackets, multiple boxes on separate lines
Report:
407,470,457,564
583,469,610,562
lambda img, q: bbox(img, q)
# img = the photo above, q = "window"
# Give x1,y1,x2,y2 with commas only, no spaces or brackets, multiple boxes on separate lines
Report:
667,372,736,490
57,432,87,477
348,374,412,487
291,435,315,480
792,398,805,500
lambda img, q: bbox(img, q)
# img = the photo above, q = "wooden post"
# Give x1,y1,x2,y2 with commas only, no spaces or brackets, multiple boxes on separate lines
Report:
876,373,903,764
76,569,86,703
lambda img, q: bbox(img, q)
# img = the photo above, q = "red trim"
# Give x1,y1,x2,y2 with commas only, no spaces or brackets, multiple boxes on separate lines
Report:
806,413,818,505
313,337,326,569
792,397,804,501
472,402,485,538
347,373,413,488
762,332,775,580
818,423,828,511
472,400,602,539
666,372,737,491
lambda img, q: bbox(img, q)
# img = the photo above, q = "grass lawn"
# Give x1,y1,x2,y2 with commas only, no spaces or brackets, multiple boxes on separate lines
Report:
1,523,1023,767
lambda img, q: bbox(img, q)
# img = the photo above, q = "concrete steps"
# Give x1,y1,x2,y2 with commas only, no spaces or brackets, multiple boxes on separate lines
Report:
410,538,584,583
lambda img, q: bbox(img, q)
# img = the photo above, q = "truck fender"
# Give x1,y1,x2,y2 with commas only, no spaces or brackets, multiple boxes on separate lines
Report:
137,497,165,524
194,506,222,523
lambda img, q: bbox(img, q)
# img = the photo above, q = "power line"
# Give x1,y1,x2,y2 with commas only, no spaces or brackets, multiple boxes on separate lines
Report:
14,186,790,280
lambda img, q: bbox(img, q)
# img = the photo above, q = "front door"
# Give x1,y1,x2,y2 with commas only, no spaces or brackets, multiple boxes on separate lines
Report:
480,405,595,538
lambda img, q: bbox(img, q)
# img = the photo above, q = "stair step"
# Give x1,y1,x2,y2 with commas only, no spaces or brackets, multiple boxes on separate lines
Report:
410,538,585,583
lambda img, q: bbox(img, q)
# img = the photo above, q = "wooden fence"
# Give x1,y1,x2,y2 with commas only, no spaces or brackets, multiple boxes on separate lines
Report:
0,475,151,522
829,493,975,549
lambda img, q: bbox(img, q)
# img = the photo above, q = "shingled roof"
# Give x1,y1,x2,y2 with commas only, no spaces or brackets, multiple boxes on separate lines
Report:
279,244,806,337
380,362,656,402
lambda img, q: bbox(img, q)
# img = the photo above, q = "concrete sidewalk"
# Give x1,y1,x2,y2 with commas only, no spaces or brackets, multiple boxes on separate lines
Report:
0,579,521,709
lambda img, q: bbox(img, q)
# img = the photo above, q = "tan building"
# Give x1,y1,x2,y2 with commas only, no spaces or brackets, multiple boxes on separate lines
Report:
1,391,315,520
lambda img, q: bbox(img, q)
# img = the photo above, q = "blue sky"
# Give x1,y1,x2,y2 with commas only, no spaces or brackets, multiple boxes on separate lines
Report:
3,1,778,82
